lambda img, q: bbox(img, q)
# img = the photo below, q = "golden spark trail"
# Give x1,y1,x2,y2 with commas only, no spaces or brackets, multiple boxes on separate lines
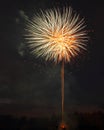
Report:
61,60,64,122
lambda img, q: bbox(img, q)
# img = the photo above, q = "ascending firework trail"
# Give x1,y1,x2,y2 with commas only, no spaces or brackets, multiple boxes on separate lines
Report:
61,60,64,122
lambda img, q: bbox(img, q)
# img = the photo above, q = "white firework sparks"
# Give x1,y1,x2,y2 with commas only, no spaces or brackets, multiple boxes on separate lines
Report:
25,7,87,63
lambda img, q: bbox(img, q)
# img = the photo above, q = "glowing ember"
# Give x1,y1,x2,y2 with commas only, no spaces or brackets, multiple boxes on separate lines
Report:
59,122,68,130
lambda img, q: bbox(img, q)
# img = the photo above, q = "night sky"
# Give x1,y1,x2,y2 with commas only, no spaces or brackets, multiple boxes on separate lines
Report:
0,0,104,117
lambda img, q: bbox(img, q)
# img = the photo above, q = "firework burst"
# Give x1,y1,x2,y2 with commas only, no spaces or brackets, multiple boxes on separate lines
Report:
25,7,88,124
25,7,87,63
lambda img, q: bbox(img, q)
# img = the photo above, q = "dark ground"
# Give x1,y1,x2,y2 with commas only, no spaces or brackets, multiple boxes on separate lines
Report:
0,111,104,130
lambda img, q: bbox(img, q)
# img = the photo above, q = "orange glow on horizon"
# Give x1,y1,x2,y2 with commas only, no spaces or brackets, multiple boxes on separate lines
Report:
58,121,68,130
